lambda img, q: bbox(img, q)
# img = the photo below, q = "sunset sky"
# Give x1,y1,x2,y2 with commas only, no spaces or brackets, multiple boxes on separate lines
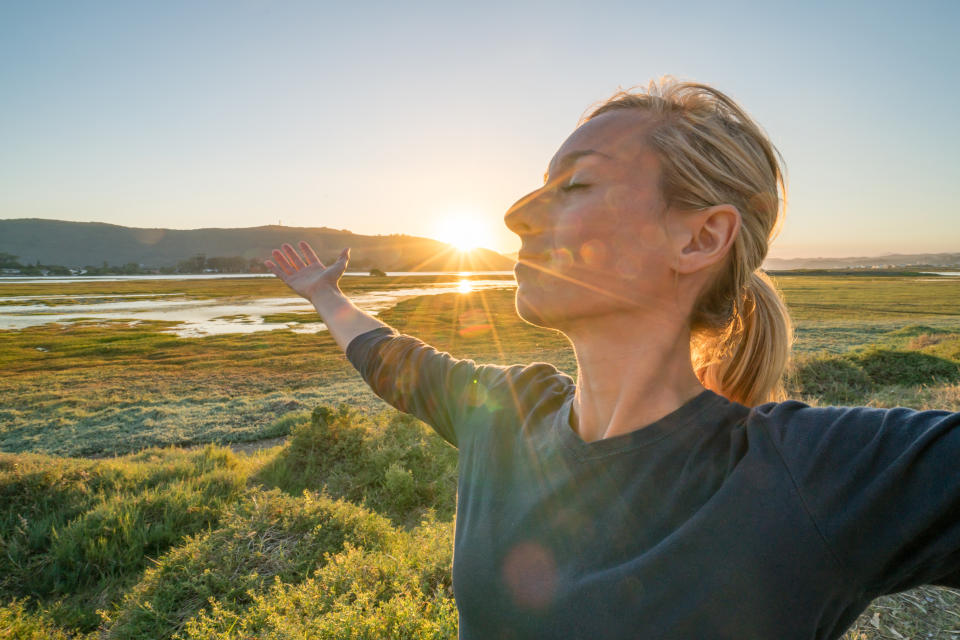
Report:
1,1,957,259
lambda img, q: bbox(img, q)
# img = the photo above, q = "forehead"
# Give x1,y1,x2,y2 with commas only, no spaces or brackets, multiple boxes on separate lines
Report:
549,109,659,176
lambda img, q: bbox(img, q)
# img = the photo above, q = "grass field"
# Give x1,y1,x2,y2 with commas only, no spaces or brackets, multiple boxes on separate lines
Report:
2,273,960,638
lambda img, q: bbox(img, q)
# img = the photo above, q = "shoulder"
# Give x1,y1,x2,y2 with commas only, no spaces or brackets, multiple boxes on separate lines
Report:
476,360,574,398
746,398,958,452
744,398,960,489
743,399,960,593
470,360,574,418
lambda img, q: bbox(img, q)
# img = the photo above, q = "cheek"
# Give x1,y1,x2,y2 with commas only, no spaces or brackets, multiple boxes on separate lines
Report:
603,185,639,214
578,238,609,269
552,208,615,270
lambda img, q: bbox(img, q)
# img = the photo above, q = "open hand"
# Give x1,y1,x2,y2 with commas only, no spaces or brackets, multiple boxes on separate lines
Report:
264,241,350,301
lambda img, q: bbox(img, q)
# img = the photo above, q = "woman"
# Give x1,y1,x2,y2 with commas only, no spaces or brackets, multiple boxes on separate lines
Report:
265,78,960,640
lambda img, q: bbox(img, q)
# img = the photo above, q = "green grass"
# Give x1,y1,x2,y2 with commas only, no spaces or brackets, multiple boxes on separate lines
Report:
100,487,401,638
2,273,960,638
256,405,459,527
260,311,320,323
1,409,457,638
0,445,254,629
0,599,98,639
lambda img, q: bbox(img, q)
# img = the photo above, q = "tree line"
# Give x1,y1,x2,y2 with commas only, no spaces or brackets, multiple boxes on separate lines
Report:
0,252,269,276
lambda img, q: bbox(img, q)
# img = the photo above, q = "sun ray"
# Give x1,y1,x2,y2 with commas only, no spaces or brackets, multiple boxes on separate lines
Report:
400,243,460,275
475,286,507,362
516,259,642,307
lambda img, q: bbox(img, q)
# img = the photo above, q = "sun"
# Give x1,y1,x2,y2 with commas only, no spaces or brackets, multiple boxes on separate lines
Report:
434,212,495,252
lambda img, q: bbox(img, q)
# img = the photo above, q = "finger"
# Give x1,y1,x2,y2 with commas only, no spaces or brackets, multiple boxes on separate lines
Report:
330,248,350,276
264,260,285,278
283,243,306,270
299,241,324,267
272,249,294,275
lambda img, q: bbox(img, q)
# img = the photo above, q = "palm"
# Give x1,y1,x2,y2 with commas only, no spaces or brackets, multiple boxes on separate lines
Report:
264,241,349,301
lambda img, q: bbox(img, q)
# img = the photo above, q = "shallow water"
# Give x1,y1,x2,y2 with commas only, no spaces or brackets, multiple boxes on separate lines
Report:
0,271,513,284
0,279,516,337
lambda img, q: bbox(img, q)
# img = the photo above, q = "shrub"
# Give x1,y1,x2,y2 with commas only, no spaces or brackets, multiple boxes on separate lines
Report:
102,488,394,639
0,599,97,639
847,347,960,386
179,517,456,639
47,469,244,592
0,446,247,631
787,354,873,406
256,406,459,527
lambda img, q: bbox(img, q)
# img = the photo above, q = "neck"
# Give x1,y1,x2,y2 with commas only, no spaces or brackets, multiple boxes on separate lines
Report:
563,309,706,443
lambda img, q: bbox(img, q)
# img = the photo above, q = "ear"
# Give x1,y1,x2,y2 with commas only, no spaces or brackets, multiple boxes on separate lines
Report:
667,204,741,275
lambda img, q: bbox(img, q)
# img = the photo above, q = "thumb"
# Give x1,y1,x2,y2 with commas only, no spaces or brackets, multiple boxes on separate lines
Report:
331,247,350,276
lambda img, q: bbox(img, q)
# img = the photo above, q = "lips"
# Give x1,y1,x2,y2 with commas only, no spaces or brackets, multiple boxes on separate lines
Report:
517,251,548,262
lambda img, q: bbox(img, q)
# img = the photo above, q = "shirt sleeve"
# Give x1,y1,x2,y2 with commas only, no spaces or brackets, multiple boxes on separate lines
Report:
755,400,960,595
345,327,565,448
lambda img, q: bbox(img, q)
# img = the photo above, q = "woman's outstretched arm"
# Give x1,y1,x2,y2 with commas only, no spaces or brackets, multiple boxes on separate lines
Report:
264,239,547,448
264,241,386,351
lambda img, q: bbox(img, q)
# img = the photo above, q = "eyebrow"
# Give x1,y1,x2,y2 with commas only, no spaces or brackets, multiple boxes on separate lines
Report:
543,149,612,183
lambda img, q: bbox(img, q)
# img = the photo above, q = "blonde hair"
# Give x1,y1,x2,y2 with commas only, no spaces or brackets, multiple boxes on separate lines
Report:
588,77,794,406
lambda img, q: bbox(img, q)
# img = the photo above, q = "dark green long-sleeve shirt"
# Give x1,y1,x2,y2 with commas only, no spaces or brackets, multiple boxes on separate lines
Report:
346,326,960,640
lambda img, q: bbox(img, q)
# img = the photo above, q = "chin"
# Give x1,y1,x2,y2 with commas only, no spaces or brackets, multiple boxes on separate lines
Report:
515,293,547,328
514,286,563,330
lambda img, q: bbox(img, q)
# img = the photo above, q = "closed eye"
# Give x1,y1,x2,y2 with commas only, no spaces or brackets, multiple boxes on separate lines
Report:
560,182,588,192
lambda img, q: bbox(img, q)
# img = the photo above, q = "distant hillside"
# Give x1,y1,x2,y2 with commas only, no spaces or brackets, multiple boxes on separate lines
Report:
762,252,960,270
0,219,515,272
3,218,955,273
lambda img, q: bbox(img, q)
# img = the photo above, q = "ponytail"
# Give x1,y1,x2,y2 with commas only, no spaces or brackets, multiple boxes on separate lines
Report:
692,270,793,406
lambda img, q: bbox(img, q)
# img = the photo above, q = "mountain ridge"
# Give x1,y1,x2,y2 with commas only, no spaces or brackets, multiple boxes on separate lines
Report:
0,218,515,272
2,218,957,272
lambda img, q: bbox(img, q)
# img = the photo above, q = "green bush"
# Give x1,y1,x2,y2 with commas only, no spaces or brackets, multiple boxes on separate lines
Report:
179,517,456,639
0,446,247,630
256,405,459,527
0,599,97,639
258,410,311,440
787,353,873,405
789,343,960,405
102,488,395,639
847,347,960,386
47,470,244,592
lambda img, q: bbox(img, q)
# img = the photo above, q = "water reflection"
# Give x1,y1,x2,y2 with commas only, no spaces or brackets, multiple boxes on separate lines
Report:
0,279,516,337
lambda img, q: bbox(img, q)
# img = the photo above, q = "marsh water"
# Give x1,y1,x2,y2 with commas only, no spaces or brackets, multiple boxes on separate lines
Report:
0,274,517,337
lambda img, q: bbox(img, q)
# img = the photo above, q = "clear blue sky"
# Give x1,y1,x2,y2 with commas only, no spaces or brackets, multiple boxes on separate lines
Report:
1,0,957,258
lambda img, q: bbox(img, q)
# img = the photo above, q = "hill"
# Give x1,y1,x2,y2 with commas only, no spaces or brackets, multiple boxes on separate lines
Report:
0,219,515,272
762,252,960,270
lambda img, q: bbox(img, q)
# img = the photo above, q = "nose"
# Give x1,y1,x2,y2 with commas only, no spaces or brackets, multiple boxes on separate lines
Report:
504,186,552,237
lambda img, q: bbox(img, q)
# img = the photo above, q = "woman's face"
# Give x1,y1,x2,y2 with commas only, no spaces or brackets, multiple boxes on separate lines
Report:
504,109,681,330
